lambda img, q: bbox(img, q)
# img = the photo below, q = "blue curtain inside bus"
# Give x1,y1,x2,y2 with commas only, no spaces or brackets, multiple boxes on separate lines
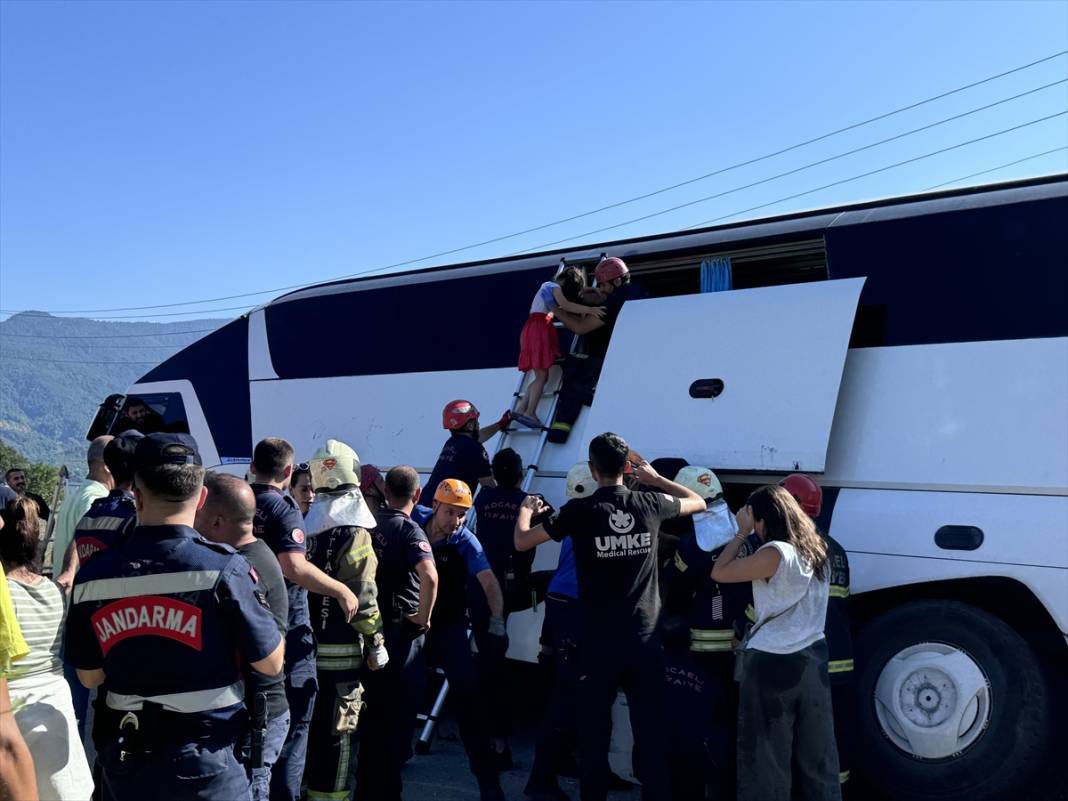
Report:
700,256,733,292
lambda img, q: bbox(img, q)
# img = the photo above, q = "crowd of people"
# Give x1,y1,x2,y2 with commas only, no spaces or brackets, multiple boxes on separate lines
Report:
0,408,853,801
0,258,851,801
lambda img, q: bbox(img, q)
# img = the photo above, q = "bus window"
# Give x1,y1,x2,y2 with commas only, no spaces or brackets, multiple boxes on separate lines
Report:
112,393,190,436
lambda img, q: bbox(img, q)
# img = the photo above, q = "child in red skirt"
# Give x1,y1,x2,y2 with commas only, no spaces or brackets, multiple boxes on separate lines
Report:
513,267,604,429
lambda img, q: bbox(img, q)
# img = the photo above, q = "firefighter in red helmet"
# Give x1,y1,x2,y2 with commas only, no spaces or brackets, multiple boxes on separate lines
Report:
780,473,856,794
422,400,510,506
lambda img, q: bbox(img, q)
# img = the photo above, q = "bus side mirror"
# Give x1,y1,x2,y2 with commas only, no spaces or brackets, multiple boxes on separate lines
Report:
85,394,126,441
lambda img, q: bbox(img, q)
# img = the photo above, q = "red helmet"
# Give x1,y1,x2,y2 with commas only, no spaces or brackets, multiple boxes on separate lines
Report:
595,256,629,284
442,399,480,430
780,473,822,517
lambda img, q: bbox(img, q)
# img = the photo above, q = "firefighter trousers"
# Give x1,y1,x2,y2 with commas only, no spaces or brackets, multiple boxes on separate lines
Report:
692,652,740,801
736,640,841,801
305,666,364,801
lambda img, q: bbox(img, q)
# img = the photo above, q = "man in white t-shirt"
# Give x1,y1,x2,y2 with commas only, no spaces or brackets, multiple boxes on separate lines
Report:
52,437,115,585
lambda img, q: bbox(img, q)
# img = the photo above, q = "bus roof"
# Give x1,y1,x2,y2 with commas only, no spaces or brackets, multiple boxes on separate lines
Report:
271,173,1067,306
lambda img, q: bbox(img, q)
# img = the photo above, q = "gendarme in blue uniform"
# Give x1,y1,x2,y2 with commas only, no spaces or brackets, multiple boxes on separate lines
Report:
250,482,317,801
73,489,137,566
65,523,281,799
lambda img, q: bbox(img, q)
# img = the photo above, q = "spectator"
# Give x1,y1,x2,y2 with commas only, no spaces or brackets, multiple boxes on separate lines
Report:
4,467,53,521
1,498,94,800
288,462,315,516
52,436,115,586
711,485,840,801
113,398,165,435
0,527,38,801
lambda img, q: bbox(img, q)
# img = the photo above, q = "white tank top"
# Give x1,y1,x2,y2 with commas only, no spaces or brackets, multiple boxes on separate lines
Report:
747,540,828,655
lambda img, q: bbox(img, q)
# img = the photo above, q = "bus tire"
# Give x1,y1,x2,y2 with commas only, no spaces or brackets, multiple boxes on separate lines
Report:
855,599,1051,801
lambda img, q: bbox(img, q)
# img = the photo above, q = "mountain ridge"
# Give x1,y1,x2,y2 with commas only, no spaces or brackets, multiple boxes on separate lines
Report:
0,312,228,466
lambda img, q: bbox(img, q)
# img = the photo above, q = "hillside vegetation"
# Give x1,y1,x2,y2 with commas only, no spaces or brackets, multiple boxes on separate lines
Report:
0,312,226,466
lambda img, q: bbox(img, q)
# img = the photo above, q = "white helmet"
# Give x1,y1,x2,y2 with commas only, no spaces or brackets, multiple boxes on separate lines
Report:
566,462,596,499
675,465,723,501
309,439,362,492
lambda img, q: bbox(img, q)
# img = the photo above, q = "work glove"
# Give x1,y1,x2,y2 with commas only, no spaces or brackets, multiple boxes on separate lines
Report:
486,616,510,660
365,632,390,671
496,410,512,429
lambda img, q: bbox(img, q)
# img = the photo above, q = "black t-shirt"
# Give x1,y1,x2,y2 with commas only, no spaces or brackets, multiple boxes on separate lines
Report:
422,434,492,504
473,486,533,581
251,484,314,674
25,491,51,520
584,281,649,359
372,507,434,619
238,538,289,719
543,485,680,638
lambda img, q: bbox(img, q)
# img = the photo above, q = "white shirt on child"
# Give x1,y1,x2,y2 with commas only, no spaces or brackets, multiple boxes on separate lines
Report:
529,282,559,315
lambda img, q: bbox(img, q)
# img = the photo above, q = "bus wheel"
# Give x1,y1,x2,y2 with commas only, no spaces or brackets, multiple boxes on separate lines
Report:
855,599,1051,801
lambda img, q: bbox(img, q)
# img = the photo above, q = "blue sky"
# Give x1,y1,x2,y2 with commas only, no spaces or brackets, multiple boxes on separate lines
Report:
1,0,1066,323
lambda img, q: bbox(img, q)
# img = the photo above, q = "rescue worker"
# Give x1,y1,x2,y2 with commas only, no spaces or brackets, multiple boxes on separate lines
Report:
515,433,706,801
422,400,509,505
249,437,359,801
525,462,590,801
302,439,387,801
780,473,855,794
62,433,142,579
658,465,761,800
471,447,533,769
547,258,649,444
412,479,507,801
357,465,439,801
63,433,285,800
65,433,143,783
194,472,290,801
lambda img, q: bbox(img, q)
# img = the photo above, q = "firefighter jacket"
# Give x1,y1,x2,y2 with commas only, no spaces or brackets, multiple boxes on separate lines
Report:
662,524,762,655
824,534,854,683
306,524,382,674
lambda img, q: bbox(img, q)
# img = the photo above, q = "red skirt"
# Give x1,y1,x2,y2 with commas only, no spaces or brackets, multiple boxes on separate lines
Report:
518,312,560,372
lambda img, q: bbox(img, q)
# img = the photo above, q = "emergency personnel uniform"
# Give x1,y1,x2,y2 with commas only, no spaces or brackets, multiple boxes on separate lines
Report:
304,515,382,801
72,489,137,567
412,502,503,799
251,482,317,801
64,435,282,801
661,520,761,800
660,627,717,801
547,271,648,444
541,481,681,801
422,433,492,510
526,464,588,798
471,483,533,749
826,535,855,792
356,506,435,801
301,440,385,801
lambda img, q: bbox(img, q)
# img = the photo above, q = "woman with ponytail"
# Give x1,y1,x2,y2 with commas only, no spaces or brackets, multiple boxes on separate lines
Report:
711,485,840,801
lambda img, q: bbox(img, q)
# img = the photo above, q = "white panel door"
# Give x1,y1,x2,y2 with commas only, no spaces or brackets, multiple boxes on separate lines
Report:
582,278,864,472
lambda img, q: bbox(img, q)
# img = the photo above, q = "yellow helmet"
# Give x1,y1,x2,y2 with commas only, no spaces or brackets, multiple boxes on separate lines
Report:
309,439,362,492
433,478,473,509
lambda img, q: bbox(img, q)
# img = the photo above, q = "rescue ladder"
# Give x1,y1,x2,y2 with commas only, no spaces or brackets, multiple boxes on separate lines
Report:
415,256,602,754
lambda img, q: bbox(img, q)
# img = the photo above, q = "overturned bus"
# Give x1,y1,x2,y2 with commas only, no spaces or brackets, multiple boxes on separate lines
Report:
88,174,1068,801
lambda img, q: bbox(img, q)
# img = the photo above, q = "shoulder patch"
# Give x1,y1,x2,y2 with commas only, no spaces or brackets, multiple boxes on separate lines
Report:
417,541,432,553
292,528,305,544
